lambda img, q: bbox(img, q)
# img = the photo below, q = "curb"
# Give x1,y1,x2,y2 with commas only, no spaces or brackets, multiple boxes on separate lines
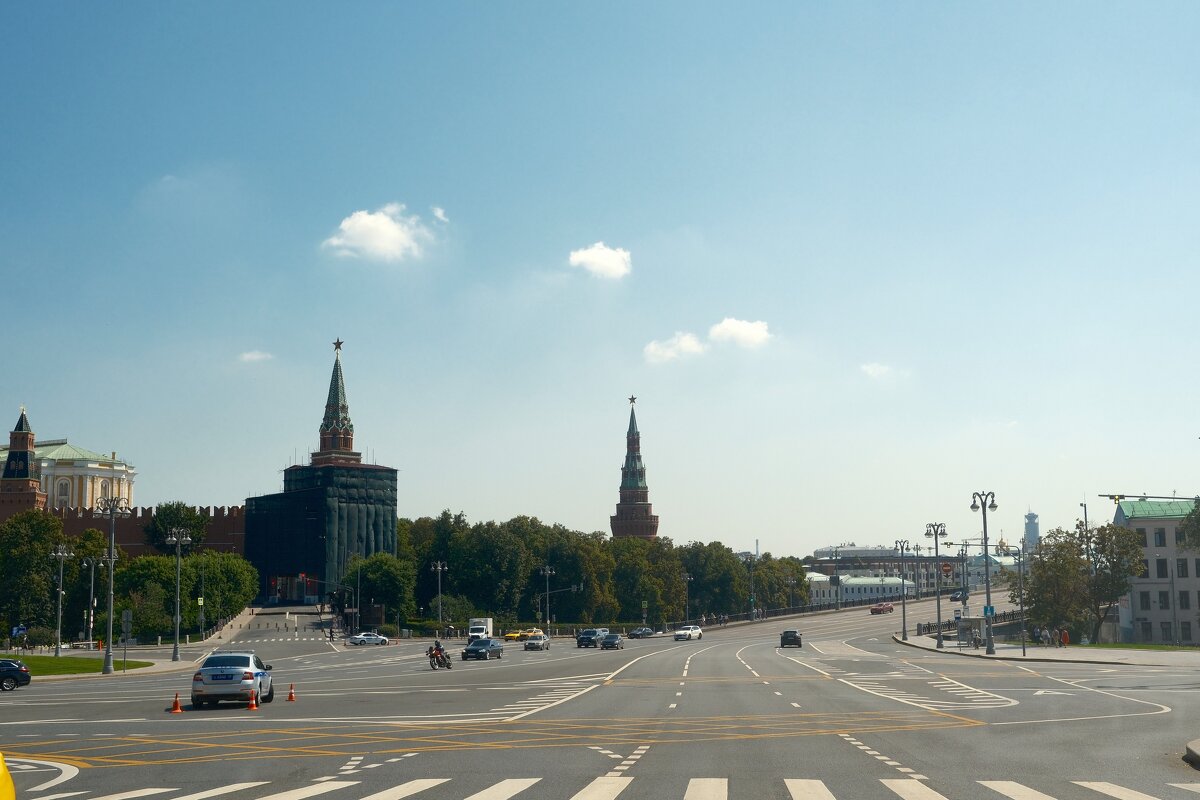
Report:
890,634,1175,667
1185,741,1200,769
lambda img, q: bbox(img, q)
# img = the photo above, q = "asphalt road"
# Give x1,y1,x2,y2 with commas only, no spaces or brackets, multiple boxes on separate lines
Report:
2,600,1197,799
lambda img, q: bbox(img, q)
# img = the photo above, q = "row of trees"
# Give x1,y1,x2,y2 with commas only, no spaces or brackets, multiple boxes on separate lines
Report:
342,511,811,630
0,508,258,642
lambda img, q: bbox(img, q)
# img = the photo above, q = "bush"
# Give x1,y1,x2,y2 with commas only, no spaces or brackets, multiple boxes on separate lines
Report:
23,626,58,648
376,624,398,637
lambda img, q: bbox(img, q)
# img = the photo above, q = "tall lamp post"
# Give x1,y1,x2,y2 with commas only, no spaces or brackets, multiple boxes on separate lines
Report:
81,557,97,646
431,561,448,627
998,538,1027,656
165,528,192,661
51,543,75,656
925,522,947,648
682,572,692,622
540,565,555,629
831,545,842,611
785,576,797,611
895,539,909,641
96,495,129,674
911,544,923,599
971,491,999,655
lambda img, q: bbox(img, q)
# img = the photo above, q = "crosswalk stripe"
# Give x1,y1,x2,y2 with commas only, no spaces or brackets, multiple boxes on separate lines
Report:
356,779,451,800
979,780,1058,799
880,779,952,799
1167,785,1200,794
684,778,726,800
88,790,176,800
253,781,359,800
784,779,836,800
171,784,271,800
462,778,541,800
1073,783,1162,800
569,776,634,800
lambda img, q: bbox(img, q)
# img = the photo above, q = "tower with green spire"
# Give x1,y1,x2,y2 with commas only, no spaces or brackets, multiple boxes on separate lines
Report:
610,396,659,539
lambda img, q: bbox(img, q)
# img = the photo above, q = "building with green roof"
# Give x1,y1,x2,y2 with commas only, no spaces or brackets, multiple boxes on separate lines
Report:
0,434,135,510
1113,498,1199,644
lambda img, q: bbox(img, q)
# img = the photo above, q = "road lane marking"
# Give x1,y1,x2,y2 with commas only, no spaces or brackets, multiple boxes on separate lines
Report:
253,782,359,800
86,791,176,800
784,779,836,799
684,778,727,799
1072,782,1161,799
978,780,1057,799
460,778,540,800
171,784,271,800
880,779,951,798
572,776,633,799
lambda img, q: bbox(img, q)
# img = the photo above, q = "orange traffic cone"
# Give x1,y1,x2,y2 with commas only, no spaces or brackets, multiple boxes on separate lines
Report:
170,693,184,714
287,683,296,702
247,689,259,711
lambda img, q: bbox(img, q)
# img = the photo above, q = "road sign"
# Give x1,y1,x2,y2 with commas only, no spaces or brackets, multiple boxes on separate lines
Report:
941,562,953,576
197,597,204,606
954,609,962,620
984,605,995,617
10,625,26,637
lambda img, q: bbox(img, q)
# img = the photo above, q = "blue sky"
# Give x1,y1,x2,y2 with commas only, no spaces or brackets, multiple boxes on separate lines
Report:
3,4,1199,558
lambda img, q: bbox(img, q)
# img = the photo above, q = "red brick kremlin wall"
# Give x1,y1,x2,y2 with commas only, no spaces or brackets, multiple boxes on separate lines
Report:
46,505,246,557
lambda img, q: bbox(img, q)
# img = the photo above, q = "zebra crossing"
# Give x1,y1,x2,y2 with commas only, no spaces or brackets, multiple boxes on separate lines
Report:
22,776,1200,800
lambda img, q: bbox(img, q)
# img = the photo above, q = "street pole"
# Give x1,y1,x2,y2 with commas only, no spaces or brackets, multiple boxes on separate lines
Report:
96,496,129,674
431,562,447,628
895,539,909,641
1017,543,1026,656
785,576,796,611
912,544,922,599
925,523,947,648
198,554,206,634
682,572,692,623
52,543,74,656
832,546,841,611
971,491,998,655
82,557,96,645
540,565,554,630
166,528,191,661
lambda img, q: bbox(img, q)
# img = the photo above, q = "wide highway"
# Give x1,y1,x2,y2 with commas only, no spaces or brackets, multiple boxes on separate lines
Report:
2,601,1197,799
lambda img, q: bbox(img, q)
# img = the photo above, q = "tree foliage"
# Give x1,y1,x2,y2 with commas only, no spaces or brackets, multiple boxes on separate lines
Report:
143,501,210,553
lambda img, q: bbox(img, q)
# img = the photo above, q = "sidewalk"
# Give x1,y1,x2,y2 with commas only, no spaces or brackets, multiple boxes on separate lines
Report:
894,630,1200,668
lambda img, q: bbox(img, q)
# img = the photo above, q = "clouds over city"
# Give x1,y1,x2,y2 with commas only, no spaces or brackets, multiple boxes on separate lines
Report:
644,318,772,364
860,362,910,381
322,202,437,262
568,241,631,279
239,350,273,363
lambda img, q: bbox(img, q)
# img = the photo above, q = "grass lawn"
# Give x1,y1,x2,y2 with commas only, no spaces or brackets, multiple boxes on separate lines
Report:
0,653,154,674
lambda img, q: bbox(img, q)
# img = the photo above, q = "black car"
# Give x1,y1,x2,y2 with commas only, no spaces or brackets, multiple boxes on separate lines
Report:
461,638,504,660
950,589,969,602
629,627,654,639
600,633,624,650
0,658,31,691
577,628,602,647
780,629,802,648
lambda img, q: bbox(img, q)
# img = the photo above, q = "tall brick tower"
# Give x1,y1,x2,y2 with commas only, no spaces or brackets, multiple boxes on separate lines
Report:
610,396,659,539
0,407,47,514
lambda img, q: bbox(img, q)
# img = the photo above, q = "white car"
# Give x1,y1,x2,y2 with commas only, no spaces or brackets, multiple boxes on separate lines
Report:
674,625,703,641
348,632,389,646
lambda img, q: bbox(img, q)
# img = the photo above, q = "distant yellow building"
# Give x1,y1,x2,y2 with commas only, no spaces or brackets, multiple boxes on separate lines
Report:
0,437,135,510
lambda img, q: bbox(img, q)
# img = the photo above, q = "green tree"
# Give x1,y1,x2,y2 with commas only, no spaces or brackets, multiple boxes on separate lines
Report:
144,501,210,553
1014,528,1087,635
1080,521,1146,643
348,552,417,622
0,509,66,631
1177,501,1200,551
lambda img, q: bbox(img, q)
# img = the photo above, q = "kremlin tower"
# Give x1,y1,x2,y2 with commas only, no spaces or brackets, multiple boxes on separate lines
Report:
610,396,659,539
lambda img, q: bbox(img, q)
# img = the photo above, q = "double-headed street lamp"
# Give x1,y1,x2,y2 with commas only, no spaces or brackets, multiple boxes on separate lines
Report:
165,528,192,661
540,565,555,627
894,539,909,641
785,576,797,610
96,495,130,674
925,522,948,648
431,562,448,626
81,556,97,646
51,543,75,656
971,491,999,655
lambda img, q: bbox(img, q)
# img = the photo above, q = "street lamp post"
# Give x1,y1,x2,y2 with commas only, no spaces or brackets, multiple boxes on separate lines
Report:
682,572,692,622
785,576,797,611
95,495,129,674
81,557,97,646
895,539,909,641
165,528,192,661
540,565,555,629
198,554,206,635
51,543,74,656
911,544,922,600
971,491,999,655
831,545,842,611
925,523,947,648
431,562,448,628
998,539,1027,656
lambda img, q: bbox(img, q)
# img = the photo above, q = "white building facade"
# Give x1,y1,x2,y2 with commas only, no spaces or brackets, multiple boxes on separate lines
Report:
0,438,135,509
1115,499,1198,644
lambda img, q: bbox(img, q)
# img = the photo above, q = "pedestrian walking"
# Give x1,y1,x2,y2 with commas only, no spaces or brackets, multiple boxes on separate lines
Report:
1052,627,1062,647
1041,626,1050,647
1060,627,1070,647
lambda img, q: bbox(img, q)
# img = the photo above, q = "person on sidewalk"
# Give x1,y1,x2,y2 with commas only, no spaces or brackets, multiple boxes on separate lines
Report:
1041,626,1050,647
1060,627,1070,647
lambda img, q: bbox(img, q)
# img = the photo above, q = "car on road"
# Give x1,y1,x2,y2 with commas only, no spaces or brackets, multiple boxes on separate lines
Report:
191,651,274,708
521,628,543,640
629,627,654,639
674,625,703,641
0,658,31,691
523,634,550,651
780,629,802,647
600,633,624,650
577,628,609,647
869,602,894,614
950,589,969,602
503,630,524,641
348,632,389,646
462,638,504,660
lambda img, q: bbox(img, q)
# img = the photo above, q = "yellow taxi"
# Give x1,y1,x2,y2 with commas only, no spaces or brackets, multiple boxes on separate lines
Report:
503,630,524,641
520,628,544,640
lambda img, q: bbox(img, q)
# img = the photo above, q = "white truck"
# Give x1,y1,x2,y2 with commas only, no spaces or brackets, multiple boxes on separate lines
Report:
468,618,494,642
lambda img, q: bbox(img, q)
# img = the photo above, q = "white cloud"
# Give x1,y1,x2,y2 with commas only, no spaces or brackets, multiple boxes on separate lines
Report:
644,332,707,364
432,206,449,223
708,318,772,348
568,241,631,279
860,362,913,381
321,203,434,262
239,351,273,363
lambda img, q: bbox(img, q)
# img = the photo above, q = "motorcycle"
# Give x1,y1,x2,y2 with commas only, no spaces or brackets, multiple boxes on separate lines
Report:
427,646,452,670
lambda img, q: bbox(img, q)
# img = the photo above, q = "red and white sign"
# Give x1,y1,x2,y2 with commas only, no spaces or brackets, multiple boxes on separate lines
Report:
941,562,953,576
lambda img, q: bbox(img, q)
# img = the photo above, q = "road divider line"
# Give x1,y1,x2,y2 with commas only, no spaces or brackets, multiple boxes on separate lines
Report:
684,778,727,799
170,783,271,800
978,780,1057,799
459,778,540,800
571,776,633,799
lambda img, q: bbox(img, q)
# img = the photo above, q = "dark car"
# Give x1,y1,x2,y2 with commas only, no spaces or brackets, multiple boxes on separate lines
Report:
0,658,31,691
600,633,624,650
461,638,504,660
577,628,602,647
950,589,969,602
629,627,654,639
780,629,802,648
